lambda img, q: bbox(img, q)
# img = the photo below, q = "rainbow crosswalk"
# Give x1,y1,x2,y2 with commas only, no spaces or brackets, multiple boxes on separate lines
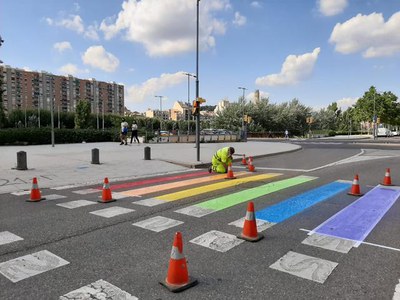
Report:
2,168,400,295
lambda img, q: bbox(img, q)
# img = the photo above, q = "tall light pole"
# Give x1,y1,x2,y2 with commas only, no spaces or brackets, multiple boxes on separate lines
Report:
155,95,164,130
48,97,55,147
195,0,201,161
373,93,376,140
183,72,196,134
238,86,247,141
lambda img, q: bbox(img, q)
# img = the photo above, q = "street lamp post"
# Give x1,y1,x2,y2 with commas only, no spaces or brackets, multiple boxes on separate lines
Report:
48,97,55,147
238,86,247,141
373,93,376,140
155,95,164,130
195,0,200,161
183,72,196,134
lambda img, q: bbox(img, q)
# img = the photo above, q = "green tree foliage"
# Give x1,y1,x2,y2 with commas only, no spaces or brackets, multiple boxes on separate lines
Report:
74,100,91,129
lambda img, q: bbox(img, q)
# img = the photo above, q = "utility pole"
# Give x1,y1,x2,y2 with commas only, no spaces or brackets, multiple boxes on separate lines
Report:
195,0,201,161
238,86,247,141
155,95,164,130
183,72,196,134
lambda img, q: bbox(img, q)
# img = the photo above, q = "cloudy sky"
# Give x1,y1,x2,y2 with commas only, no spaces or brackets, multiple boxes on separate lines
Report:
1,0,399,112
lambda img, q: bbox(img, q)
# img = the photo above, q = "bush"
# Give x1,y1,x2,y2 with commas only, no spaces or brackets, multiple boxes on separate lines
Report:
0,128,116,145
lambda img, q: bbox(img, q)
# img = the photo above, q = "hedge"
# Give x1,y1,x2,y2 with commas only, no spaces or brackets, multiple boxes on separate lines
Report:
0,128,118,145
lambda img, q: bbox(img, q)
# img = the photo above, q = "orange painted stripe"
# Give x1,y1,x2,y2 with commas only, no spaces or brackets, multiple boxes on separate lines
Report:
119,172,248,197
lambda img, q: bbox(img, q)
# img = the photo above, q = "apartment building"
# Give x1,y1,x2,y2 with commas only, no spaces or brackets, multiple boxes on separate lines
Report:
0,65,124,115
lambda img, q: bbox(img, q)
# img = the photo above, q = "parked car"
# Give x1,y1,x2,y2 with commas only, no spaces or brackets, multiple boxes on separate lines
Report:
155,130,173,136
391,130,399,136
377,128,392,137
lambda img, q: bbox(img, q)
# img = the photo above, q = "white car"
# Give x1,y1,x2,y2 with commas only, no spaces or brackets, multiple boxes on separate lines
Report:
377,128,392,137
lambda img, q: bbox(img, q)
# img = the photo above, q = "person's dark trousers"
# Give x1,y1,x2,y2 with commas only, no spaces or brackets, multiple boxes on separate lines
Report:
130,130,140,143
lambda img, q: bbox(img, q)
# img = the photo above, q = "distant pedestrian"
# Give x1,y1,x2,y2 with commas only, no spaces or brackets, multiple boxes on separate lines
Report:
208,146,235,173
120,118,128,145
284,129,289,139
130,121,140,144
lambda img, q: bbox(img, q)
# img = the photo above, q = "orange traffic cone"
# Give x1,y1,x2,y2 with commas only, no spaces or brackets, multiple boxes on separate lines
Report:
98,177,116,203
347,174,363,196
247,156,255,172
27,177,46,202
382,168,392,186
225,162,236,179
160,232,198,293
241,154,247,165
238,202,264,242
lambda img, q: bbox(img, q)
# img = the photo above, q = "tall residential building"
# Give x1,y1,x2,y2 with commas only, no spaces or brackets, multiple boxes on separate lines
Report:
0,65,124,115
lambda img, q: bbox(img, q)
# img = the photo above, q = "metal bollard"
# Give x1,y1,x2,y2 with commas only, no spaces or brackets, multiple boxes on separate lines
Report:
91,148,100,164
16,151,28,170
144,146,151,160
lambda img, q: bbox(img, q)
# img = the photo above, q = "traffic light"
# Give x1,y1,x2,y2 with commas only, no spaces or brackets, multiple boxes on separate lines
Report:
192,100,200,116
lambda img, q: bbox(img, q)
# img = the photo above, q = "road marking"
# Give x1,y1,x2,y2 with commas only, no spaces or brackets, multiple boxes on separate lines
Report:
89,207,135,218
132,198,165,207
132,216,183,232
103,170,209,190
190,230,244,252
392,279,400,300
0,231,23,245
0,250,69,283
302,233,355,253
60,279,138,300
121,172,248,197
176,175,316,217
73,188,101,195
156,173,282,202
300,228,400,252
269,251,338,284
311,185,400,246
42,194,67,201
57,200,97,209
255,181,351,223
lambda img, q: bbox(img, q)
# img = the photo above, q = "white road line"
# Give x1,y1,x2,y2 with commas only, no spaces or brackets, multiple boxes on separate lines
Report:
299,228,400,252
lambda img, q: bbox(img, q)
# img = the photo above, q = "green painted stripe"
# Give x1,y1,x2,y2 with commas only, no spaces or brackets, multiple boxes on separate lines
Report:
197,176,317,211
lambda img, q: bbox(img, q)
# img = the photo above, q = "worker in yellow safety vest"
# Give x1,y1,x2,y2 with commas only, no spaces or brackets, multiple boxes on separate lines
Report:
209,146,235,173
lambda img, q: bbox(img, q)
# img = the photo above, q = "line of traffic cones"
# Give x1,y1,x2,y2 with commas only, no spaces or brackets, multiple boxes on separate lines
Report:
160,232,198,293
98,177,116,203
26,177,46,202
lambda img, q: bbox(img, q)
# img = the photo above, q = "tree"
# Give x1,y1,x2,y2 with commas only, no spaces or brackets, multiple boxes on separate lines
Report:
74,100,91,129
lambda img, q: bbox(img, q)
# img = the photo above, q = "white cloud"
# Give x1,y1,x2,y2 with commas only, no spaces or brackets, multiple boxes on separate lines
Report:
53,41,72,53
318,0,348,16
251,2,262,9
233,12,246,26
336,97,358,110
330,12,400,58
47,14,99,40
255,47,321,87
58,63,89,76
126,72,186,108
100,0,229,56
82,46,119,72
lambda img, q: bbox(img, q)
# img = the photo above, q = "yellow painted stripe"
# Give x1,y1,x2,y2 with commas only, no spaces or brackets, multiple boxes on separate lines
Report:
156,173,282,202
120,172,248,197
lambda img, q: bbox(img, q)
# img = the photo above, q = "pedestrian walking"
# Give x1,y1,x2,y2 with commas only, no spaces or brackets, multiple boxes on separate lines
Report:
120,118,128,145
208,146,235,173
130,121,140,144
284,129,289,139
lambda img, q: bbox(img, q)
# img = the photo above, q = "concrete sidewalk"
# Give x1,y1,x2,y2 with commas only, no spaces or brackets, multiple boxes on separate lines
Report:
0,141,301,194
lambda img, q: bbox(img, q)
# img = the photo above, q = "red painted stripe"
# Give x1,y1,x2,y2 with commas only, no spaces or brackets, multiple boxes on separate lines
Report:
97,171,209,190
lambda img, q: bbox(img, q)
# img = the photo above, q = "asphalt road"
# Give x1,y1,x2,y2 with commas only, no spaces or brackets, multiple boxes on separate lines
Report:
1,140,400,299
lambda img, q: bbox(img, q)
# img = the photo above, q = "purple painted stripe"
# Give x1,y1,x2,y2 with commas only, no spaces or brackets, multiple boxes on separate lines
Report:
314,186,400,242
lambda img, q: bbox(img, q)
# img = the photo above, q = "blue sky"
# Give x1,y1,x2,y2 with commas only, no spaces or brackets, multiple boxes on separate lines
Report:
1,0,399,113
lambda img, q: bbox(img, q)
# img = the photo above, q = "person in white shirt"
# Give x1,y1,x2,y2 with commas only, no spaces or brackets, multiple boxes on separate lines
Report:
130,121,140,144
120,118,129,145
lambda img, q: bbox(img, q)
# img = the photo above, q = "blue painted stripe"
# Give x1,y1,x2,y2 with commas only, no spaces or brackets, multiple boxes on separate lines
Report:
314,185,400,242
255,181,351,223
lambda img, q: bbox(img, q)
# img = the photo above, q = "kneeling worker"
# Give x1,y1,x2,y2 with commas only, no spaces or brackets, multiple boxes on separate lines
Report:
209,146,235,173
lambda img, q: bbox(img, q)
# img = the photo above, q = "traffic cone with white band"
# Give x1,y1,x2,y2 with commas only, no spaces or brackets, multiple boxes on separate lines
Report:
348,174,363,196
225,162,236,179
160,232,198,293
27,177,46,202
247,156,255,172
238,202,264,242
98,177,116,203
241,154,247,165
382,168,392,186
